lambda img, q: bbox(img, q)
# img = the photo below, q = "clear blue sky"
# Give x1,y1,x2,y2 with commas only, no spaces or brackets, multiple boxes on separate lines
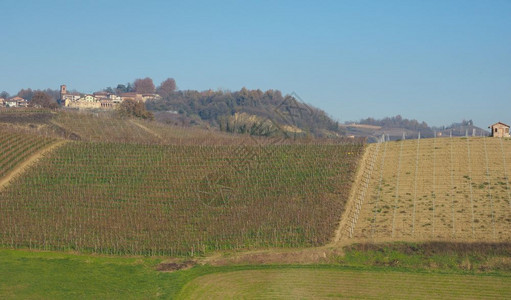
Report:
1,0,510,127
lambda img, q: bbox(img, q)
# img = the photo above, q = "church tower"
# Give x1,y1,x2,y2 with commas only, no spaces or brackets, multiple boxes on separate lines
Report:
59,84,68,106
60,85,67,98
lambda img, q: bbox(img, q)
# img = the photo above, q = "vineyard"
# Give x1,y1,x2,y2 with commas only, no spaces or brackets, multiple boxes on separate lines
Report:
52,111,260,145
0,110,254,145
0,129,56,182
342,136,511,242
0,140,363,255
1,109,359,146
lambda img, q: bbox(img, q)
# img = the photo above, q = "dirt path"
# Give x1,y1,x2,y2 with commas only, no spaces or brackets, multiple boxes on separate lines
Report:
330,144,373,245
129,120,162,141
198,246,342,266
0,140,67,191
195,145,374,267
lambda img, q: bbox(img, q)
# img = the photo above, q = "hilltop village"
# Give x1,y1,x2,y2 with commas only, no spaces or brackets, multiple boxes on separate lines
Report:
0,84,161,110
59,85,161,109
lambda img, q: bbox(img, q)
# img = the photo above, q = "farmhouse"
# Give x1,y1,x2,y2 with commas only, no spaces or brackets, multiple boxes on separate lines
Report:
5,97,28,108
120,92,144,102
489,122,510,138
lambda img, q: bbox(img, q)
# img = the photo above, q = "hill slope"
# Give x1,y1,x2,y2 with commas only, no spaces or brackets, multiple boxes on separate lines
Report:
0,129,57,182
340,137,511,242
0,141,363,255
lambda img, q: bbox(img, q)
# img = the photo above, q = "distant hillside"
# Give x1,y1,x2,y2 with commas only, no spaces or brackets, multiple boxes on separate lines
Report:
146,88,343,138
0,109,356,145
435,119,489,138
342,116,488,142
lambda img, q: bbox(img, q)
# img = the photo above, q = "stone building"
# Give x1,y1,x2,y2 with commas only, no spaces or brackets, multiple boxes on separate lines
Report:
489,122,510,138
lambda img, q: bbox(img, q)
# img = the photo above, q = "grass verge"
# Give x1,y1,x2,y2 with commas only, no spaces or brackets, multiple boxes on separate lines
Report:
3,242,511,298
338,241,511,273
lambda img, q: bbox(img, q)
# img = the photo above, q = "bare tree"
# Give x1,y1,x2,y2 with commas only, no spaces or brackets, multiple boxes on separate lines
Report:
118,98,154,120
156,78,177,98
31,91,58,109
0,91,9,99
133,77,155,94
17,88,34,100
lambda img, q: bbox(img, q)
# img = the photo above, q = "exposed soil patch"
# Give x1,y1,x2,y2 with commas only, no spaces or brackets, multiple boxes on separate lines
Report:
201,247,343,266
156,260,196,272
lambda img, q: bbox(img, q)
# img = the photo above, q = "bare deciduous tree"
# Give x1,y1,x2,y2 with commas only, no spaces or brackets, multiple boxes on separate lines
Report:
156,78,177,98
133,77,155,94
17,88,34,100
118,98,154,120
31,91,58,109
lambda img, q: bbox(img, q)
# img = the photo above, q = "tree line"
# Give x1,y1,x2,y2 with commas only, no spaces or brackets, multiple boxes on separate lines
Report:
104,77,176,96
3,77,343,138
146,87,343,137
357,115,432,132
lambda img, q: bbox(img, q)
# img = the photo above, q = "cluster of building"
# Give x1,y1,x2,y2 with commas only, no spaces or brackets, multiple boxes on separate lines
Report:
60,85,161,109
0,96,29,108
0,84,162,109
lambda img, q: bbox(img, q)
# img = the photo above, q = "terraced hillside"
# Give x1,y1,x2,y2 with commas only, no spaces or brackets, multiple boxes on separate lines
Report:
341,136,511,242
0,141,363,255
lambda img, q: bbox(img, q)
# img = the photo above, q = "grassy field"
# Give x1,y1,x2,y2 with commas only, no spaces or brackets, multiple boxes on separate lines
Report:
0,140,363,255
181,242,511,299
342,137,511,242
0,249,173,299
3,245,511,299
178,268,511,299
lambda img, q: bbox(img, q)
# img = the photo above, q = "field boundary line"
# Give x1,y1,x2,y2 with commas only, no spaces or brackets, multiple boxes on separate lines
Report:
0,140,67,191
391,138,404,238
483,136,496,239
432,135,437,237
413,134,420,236
332,143,375,243
348,142,380,238
129,119,163,141
450,133,455,237
371,139,388,239
499,138,511,208
466,137,475,238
